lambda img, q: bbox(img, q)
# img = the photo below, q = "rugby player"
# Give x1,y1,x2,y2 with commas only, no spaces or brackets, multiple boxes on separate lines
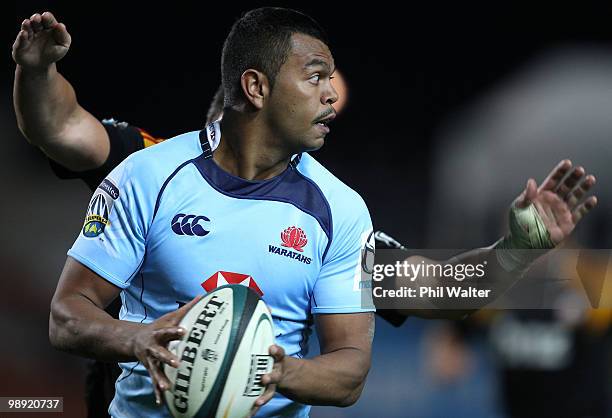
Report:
42,8,375,418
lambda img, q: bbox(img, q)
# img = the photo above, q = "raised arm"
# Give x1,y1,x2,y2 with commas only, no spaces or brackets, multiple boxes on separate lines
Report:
12,12,109,171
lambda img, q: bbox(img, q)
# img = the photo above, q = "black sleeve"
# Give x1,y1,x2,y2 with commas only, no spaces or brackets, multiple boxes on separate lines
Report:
48,120,146,191
375,309,409,327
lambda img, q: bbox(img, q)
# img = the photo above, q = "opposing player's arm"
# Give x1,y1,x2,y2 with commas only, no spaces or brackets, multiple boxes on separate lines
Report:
13,12,110,171
388,251,517,320
393,160,597,319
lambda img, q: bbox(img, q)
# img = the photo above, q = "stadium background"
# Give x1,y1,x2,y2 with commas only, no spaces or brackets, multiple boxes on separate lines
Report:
2,2,612,417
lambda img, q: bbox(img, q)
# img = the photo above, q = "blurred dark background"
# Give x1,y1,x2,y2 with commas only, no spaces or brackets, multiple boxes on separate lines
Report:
3,2,612,417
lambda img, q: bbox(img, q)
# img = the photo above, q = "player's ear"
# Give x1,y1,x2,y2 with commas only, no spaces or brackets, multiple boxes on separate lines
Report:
240,69,269,110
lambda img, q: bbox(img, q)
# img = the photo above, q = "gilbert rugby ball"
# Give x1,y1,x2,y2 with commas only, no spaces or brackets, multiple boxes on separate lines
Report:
164,285,275,418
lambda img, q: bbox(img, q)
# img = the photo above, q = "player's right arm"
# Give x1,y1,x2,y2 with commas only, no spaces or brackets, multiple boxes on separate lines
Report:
48,144,184,405
12,12,110,172
49,256,200,405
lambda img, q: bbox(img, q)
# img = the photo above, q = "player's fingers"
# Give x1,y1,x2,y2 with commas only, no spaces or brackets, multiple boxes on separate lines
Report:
514,186,527,209
21,19,33,39
269,344,285,361
255,383,277,407
539,159,572,191
143,358,164,405
147,357,171,399
147,343,180,368
565,174,596,210
154,384,163,407
154,326,186,344
515,178,537,209
29,13,43,32
261,370,282,386
12,30,28,52
40,11,57,29
52,23,71,47
21,19,30,33
572,196,598,224
556,166,584,199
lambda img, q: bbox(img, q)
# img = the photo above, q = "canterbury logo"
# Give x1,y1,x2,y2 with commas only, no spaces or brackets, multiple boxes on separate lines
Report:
171,214,210,236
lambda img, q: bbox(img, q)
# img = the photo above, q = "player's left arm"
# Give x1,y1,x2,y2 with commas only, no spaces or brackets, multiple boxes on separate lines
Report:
254,190,375,409
259,313,373,408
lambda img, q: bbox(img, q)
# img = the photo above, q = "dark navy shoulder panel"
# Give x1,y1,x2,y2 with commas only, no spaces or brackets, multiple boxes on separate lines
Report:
193,153,332,241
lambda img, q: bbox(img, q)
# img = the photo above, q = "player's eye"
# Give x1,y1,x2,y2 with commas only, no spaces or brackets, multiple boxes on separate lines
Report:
309,74,321,84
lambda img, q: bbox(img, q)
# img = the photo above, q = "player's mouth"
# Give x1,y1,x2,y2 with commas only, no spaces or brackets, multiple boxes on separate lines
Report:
313,112,336,135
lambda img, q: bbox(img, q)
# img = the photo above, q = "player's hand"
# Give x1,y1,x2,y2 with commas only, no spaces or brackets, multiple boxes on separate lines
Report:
514,159,597,246
250,344,285,417
130,295,202,406
12,12,71,70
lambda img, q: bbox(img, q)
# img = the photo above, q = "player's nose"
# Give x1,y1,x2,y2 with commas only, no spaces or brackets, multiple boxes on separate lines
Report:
322,83,338,106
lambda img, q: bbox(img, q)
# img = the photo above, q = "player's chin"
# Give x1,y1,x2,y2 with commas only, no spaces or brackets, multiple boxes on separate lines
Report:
302,135,325,152
305,125,329,149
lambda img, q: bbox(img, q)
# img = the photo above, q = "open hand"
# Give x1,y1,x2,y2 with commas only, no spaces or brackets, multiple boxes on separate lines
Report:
514,159,597,246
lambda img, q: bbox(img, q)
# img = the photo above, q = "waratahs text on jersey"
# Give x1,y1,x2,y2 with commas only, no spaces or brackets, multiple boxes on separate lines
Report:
268,245,312,264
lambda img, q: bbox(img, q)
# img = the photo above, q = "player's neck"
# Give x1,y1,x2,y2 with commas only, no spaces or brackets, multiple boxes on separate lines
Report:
216,112,293,181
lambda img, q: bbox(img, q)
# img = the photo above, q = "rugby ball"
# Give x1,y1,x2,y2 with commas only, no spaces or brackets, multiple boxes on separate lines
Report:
164,285,275,418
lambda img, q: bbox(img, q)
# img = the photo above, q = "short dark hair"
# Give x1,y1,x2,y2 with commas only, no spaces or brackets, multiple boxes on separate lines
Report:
221,7,328,107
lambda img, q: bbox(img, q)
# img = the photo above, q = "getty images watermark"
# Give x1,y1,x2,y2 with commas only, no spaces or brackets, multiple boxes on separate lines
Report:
360,249,612,310
372,259,491,299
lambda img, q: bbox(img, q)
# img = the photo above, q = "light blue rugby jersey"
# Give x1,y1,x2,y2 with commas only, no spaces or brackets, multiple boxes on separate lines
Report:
68,121,375,418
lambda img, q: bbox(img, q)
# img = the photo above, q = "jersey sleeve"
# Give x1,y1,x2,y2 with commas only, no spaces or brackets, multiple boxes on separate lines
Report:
376,309,409,327
66,153,156,289
48,119,161,191
311,196,376,314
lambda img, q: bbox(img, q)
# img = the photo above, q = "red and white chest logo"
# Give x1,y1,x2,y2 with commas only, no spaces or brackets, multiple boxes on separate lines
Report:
281,226,308,252
201,271,263,297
